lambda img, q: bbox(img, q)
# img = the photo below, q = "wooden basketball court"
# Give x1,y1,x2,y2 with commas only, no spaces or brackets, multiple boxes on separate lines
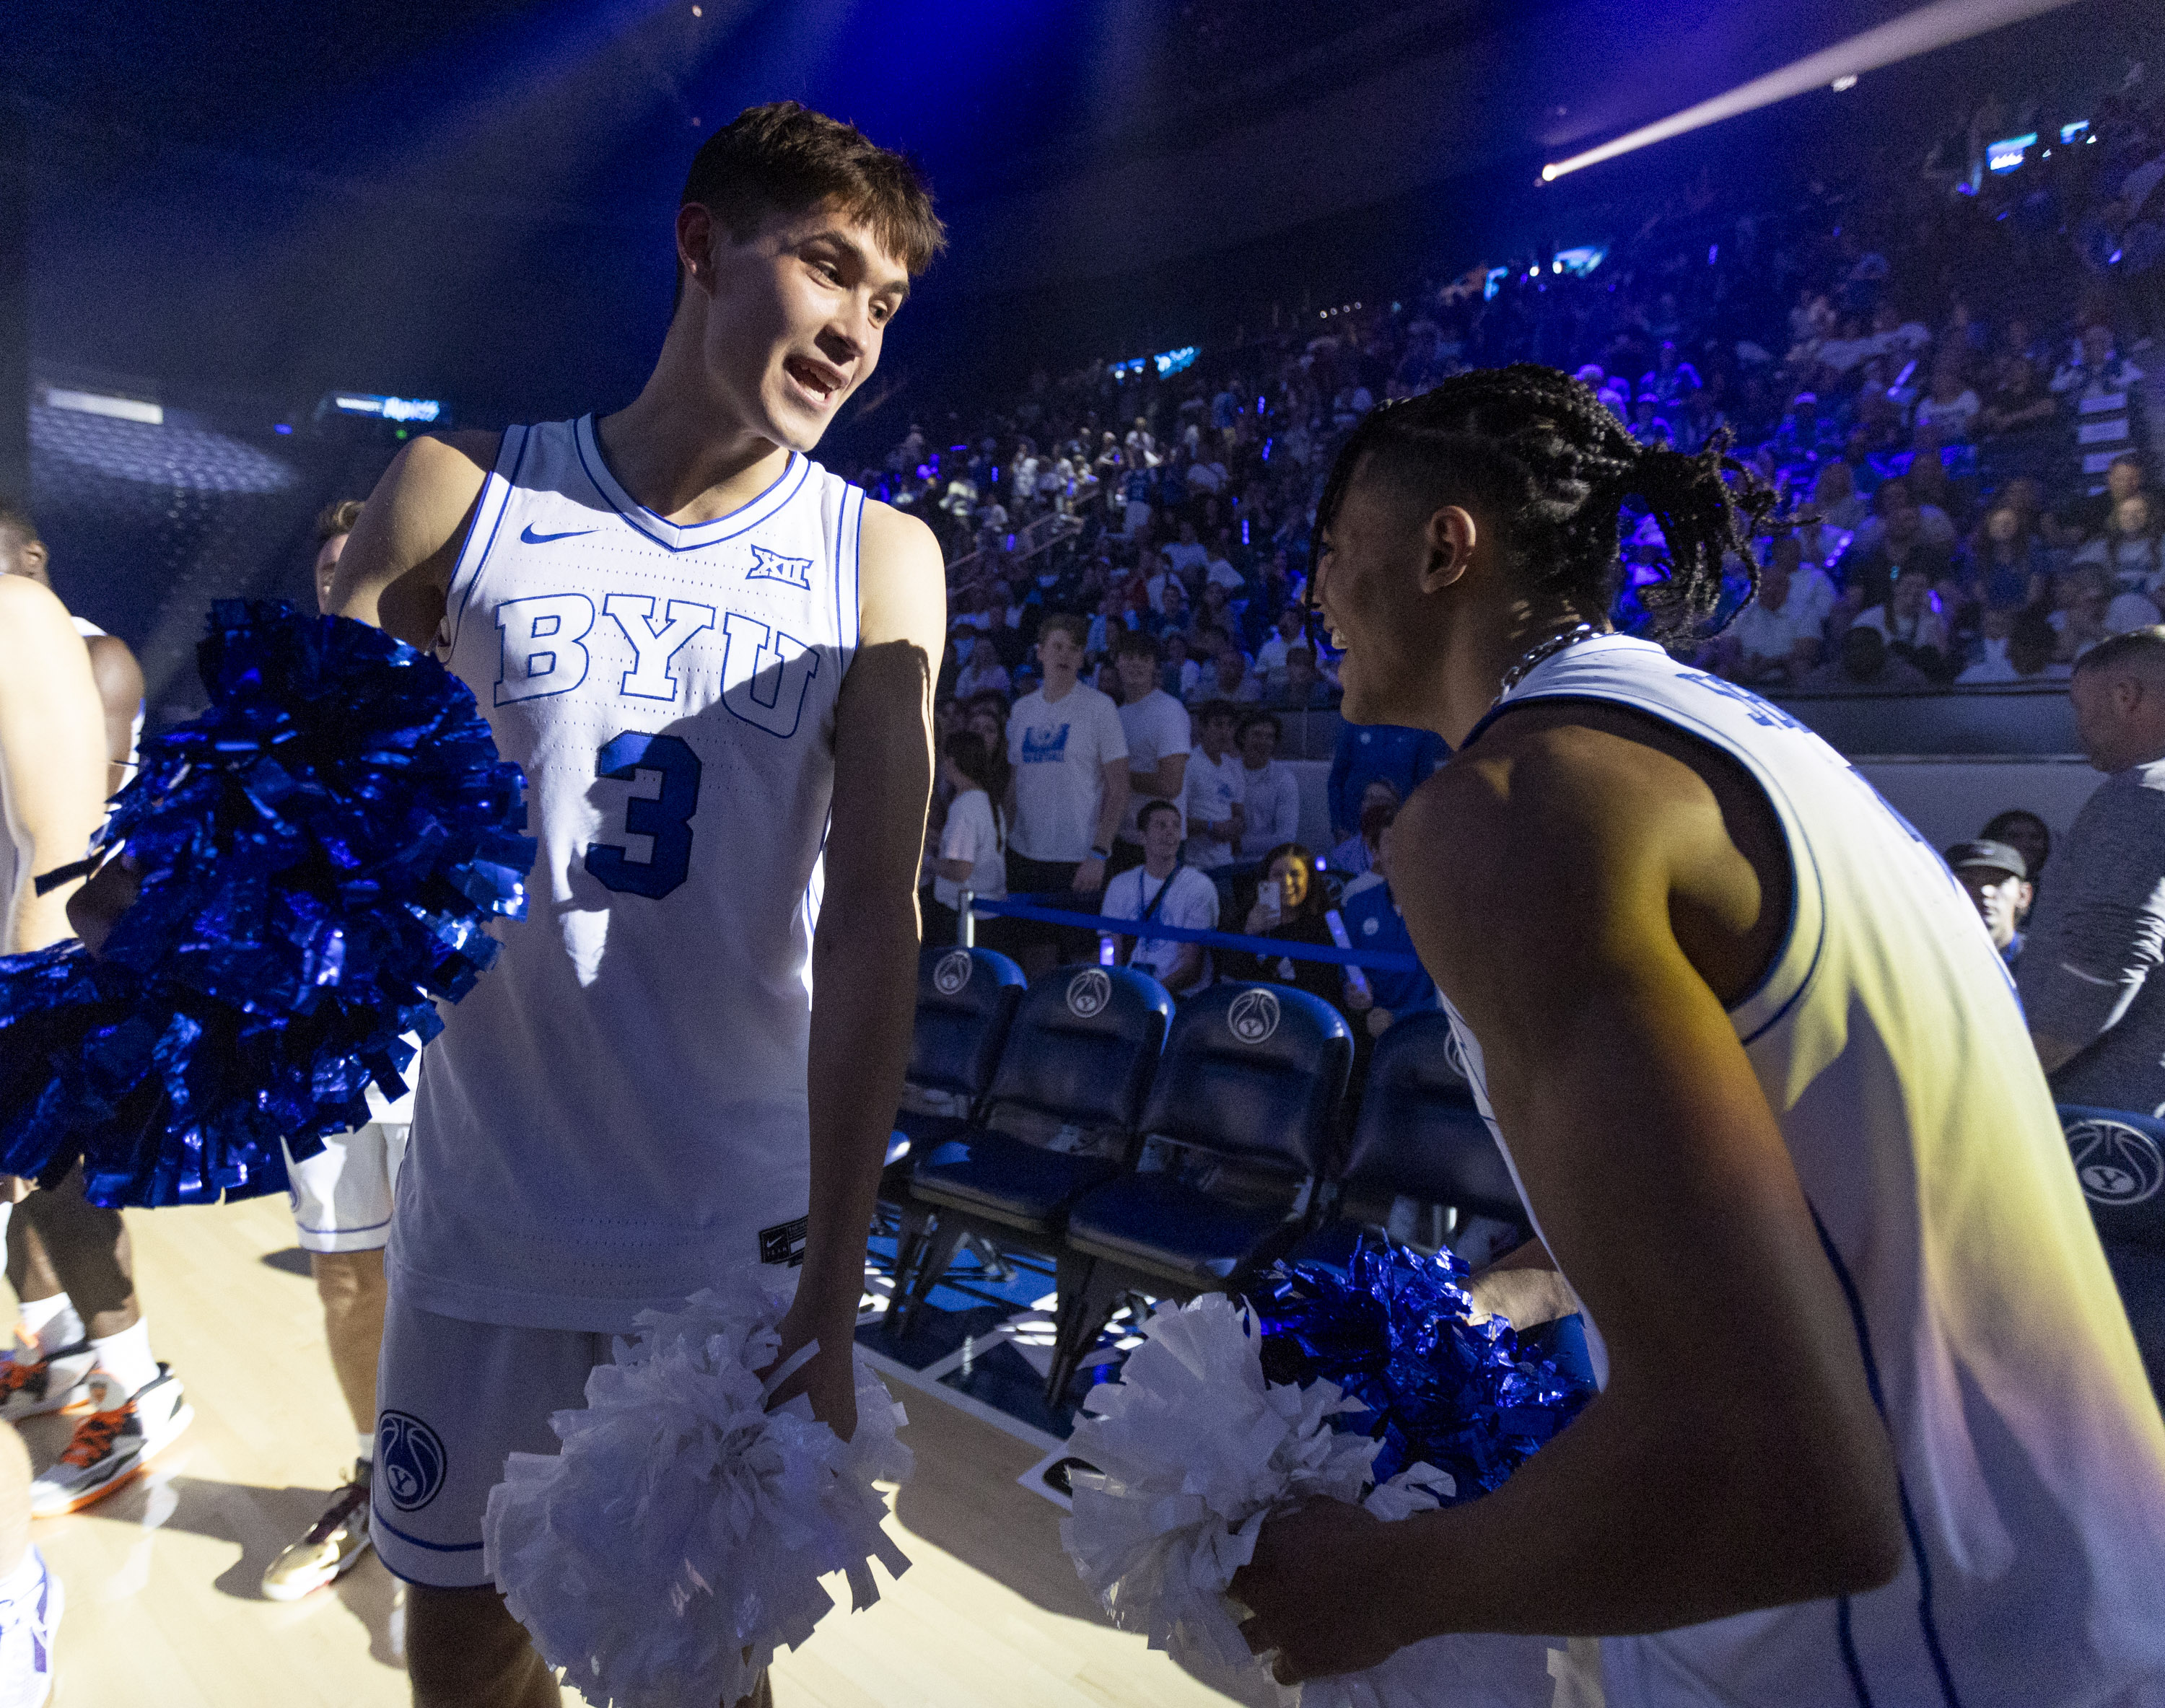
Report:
22,1193,1242,1707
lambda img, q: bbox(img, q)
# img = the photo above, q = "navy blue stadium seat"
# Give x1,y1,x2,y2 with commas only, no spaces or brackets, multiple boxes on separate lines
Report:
2059,1105,2165,1401
1337,1009,1528,1230
893,964,1173,1335
1046,982,1352,1401
883,946,1025,1284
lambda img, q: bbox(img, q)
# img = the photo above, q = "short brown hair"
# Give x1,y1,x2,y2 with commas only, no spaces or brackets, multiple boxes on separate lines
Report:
316,499,364,543
1112,629,1161,662
1038,613,1089,649
2073,626,2165,678
677,100,944,307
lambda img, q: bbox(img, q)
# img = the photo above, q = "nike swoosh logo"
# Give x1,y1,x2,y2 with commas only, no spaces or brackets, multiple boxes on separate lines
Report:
520,523,597,545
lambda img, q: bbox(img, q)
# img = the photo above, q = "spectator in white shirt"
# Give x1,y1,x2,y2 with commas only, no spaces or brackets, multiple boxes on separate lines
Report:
1255,607,1306,675
951,631,1011,701
1719,538,1829,685
1103,800,1220,995
1234,711,1302,862
1856,572,1953,677
1181,699,1246,870
1163,520,1209,576
1912,354,1982,442
1005,613,1130,976
1109,631,1192,875
927,730,1008,950
1202,543,1245,595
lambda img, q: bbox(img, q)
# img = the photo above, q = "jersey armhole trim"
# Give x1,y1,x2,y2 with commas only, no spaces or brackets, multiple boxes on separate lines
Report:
1468,688,1827,1044
444,425,530,655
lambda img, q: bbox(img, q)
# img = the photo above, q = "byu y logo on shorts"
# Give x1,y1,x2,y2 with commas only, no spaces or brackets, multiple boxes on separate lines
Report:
2068,1117,2165,1206
377,1410,448,1512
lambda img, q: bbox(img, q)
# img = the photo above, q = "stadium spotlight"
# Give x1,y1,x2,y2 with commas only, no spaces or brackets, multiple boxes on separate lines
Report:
1538,0,2085,184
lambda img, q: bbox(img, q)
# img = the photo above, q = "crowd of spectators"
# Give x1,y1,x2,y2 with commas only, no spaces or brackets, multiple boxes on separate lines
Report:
900,68,2164,1050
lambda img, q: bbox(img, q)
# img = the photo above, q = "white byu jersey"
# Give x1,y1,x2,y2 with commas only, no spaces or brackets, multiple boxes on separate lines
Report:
1441,635,2165,1708
392,416,862,1331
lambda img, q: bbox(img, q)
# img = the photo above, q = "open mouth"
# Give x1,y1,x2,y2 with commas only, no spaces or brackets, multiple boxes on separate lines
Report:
783,356,844,408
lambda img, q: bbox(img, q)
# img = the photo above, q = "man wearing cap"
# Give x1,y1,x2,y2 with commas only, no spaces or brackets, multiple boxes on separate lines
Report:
2019,628,2165,1116
1945,839,2031,965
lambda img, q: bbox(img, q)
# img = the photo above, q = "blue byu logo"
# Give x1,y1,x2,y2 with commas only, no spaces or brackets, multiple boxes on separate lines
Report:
1020,724,1071,764
377,1410,448,1512
2068,1118,2164,1206
1228,987,1281,1045
745,544,813,590
934,950,974,996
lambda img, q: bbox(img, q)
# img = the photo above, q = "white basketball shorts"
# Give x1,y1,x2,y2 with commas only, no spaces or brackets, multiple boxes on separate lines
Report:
281,1124,408,1254
370,1297,615,1588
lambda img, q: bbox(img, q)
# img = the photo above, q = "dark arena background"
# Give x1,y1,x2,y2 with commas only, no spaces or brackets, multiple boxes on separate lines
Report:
4,0,2164,1702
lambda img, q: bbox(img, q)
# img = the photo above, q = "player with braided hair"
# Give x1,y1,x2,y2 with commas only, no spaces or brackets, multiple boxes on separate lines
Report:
1234,366,2165,1704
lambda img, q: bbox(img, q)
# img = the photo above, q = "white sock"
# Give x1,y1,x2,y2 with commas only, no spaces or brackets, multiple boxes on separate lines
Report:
357,1432,375,1464
89,1319,158,1398
17,1295,83,1357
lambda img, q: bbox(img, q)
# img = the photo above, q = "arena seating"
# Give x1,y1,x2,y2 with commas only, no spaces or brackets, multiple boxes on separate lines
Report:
1042,982,1352,1403
883,943,1028,1266
892,965,1171,1336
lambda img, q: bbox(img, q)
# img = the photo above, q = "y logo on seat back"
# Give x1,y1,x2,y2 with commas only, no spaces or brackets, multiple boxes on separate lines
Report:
1228,988,1281,1046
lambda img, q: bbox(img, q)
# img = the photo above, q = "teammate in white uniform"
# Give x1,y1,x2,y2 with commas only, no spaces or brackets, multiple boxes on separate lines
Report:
0,574,98,1707
261,499,418,1602
1233,366,2165,1706
0,514,187,1524
326,102,945,1707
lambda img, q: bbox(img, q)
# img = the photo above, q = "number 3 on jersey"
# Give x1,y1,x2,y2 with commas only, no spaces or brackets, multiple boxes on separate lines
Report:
585,731,701,899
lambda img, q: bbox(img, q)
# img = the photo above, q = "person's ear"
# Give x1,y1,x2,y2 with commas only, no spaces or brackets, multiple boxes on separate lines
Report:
1418,507,1478,594
19,539,49,580
675,203,718,295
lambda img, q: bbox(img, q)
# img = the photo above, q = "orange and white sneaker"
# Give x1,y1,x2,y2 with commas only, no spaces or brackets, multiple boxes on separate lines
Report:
29,1367,192,1518
0,1340,96,1424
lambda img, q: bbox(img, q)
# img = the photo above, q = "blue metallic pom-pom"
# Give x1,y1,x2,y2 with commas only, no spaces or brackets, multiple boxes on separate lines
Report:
0,601,534,1209
1247,1238,1592,1495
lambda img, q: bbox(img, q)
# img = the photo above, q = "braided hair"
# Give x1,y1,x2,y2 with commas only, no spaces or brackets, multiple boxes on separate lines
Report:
1312,364,1780,643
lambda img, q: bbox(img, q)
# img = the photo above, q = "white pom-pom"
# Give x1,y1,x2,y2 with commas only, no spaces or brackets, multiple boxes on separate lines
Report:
1060,1294,1567,1708
483,1273,911,1708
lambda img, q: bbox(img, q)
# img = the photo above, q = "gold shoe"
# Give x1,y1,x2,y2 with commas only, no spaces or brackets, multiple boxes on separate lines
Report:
261,1462,374,1602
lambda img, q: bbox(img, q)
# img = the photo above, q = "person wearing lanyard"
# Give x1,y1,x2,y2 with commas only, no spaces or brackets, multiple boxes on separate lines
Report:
1101,799,1220,995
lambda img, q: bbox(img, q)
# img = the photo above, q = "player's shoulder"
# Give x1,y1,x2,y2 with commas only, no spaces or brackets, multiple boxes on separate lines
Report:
855,492,942,574
0,572,75,643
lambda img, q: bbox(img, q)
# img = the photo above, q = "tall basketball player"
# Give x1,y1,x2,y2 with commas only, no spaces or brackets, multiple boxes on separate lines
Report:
1231,368,2165,1706
325,103,945,1707
260,499,416,1603
0,522,186,1523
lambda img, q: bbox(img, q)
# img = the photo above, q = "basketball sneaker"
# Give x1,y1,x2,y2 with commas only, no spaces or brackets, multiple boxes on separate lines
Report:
261,1462,374,1601
0,1341,95,1424
28,1367,192,1518
0,1546,61,1708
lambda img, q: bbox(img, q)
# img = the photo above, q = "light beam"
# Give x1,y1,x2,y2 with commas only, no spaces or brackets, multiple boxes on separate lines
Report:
1539,0,2091,183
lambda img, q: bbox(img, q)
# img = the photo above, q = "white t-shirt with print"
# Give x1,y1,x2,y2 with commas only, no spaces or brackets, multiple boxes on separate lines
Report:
1103,863,1220,988
935,789,1006,909
1236,759,1303,861
1007,682,1129,862
1116,688,1193,843
1182,748,1246,870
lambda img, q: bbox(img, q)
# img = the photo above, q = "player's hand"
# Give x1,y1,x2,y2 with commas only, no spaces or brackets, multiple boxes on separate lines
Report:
1366,1006,1394,1038
1231,1497,1424,1683
66,852,138,955
761,1304,860,1442
1072,857,1106,892
1343,980,1373,1012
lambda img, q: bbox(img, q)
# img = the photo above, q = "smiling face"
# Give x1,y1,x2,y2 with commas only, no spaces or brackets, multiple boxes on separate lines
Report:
678,197,911,454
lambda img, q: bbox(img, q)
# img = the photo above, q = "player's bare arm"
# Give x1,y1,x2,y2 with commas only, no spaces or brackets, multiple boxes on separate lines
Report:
771,497,946,1436
82,634,143,799
328,429,501,646
1233,709,1902,1680
0,577,108,952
